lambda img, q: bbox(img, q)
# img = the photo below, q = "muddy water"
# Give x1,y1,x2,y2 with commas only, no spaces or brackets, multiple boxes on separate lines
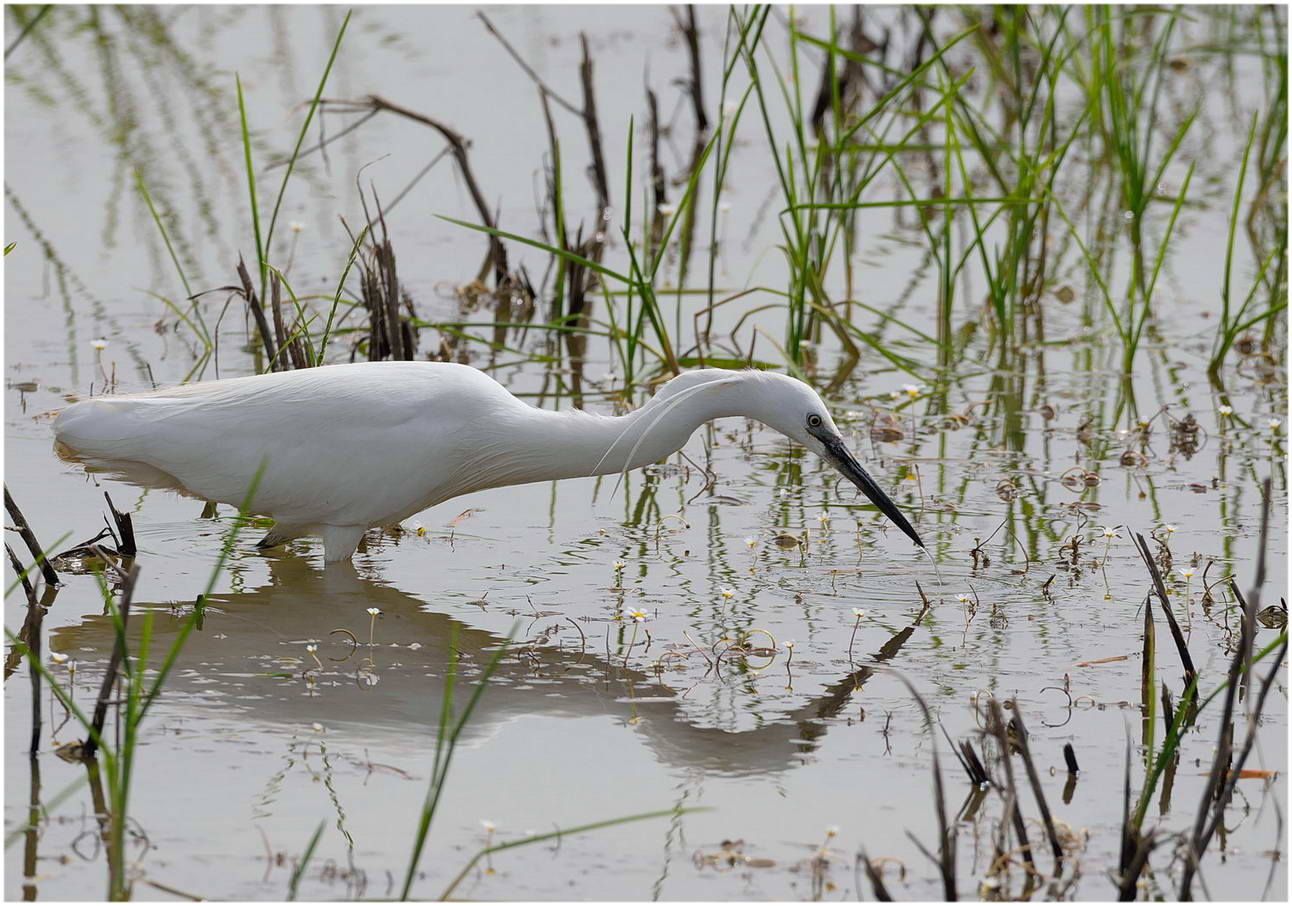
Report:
5,5,1287,901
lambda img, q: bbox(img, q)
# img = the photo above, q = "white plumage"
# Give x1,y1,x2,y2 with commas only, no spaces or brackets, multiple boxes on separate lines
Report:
54,362,923,561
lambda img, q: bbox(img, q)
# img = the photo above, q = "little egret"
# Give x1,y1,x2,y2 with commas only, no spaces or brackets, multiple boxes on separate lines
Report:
54,362,923,561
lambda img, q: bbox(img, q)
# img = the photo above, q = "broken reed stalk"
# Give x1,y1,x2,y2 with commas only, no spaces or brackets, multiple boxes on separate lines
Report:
536,88,570,321
8,542,42,753
236,255,279,371
672,5,708,134
1132,531,1197,688
82,561,141,761
354,193,415,362
1242,477,1272,701
890,670,956,900
1116,736,1141,886
6,542,36,606
985,697,1035,874
472,10,607,338
4,485,59,587
646,86,667,253
103,492,136,558
858,848,894,902
578,33,610,218
940,723,989,787
1116,829,1158,901
1141,592,1156,758
959,739,990,786
1008,704,1064,871
269,272,308,370
27,596,42,755
1178,582,1287,899
1062,743,1079,804
1177,481,1279,900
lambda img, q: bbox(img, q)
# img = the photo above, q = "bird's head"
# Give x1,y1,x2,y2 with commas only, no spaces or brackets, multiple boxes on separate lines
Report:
739,371,925,549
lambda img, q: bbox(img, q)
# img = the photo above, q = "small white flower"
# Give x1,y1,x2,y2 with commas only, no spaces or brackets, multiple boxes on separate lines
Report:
825,825,839,837
720,587,735,599
744,536,758,548
289,220,305,233
50,652,69,665
91,338,108,351
851,608,866,619
305,644,317,654
902,383,923,399
657,202,677,216
1267,418,1281,432
1101,525,1121,539
956,594,972,605
1217,405,1233,416
1178,568,1194,580
1164,524,1177,535
784,640,795,650
366,607,381,616
628,609,648,623
480,819,496,832
311,722,325,733
889,390,902,400
410,522,426,536
613,560,626,571
817,512,831,524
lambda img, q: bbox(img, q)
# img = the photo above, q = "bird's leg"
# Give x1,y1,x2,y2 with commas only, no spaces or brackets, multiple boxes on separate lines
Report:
320,525,368,563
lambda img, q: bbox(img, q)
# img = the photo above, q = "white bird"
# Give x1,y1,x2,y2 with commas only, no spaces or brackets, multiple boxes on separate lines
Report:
53,362,924,562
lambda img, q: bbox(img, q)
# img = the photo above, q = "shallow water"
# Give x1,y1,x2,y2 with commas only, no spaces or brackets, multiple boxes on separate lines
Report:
5,5,1288,901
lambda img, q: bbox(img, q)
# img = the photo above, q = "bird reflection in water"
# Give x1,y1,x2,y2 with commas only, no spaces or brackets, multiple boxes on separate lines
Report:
48,556,928,776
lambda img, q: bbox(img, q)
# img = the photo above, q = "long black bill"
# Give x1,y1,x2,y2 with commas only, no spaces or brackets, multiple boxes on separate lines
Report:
818,433,924,548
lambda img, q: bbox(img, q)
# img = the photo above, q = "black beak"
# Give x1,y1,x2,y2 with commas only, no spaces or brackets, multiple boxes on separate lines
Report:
814,429,924,548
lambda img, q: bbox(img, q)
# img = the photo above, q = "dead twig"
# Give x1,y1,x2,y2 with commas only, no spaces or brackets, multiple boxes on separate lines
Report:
1132,530,1197,688
7,542,37,606
578,34,610,218
475,11,581,116
82,562,141,761
889,669,956,900
103,492,136,558
235,256,279,370
321,95,509,284
9,542,43,753
986,697,1035,874
5,485,59,586
1009,702,1064,871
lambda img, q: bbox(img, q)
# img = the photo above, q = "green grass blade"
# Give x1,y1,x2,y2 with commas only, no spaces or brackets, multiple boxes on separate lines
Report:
263,9,352,300
316,226,369,366
236,74,266,292
439,808,710,901
436,215,636,286
287,821,326,901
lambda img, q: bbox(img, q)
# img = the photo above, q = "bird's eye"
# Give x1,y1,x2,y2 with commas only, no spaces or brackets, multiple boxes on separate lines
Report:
807,414,823,428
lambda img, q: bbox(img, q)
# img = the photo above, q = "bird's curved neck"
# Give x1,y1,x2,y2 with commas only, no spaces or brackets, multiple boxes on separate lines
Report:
513,381,748,484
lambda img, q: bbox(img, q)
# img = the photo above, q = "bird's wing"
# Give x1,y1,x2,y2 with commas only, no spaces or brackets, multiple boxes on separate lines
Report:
54,363,492,525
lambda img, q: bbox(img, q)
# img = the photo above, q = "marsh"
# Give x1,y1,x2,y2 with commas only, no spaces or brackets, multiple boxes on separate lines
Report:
4,5,1286,900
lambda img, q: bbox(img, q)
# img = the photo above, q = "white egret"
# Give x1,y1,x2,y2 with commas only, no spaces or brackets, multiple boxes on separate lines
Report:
53,362,924,561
